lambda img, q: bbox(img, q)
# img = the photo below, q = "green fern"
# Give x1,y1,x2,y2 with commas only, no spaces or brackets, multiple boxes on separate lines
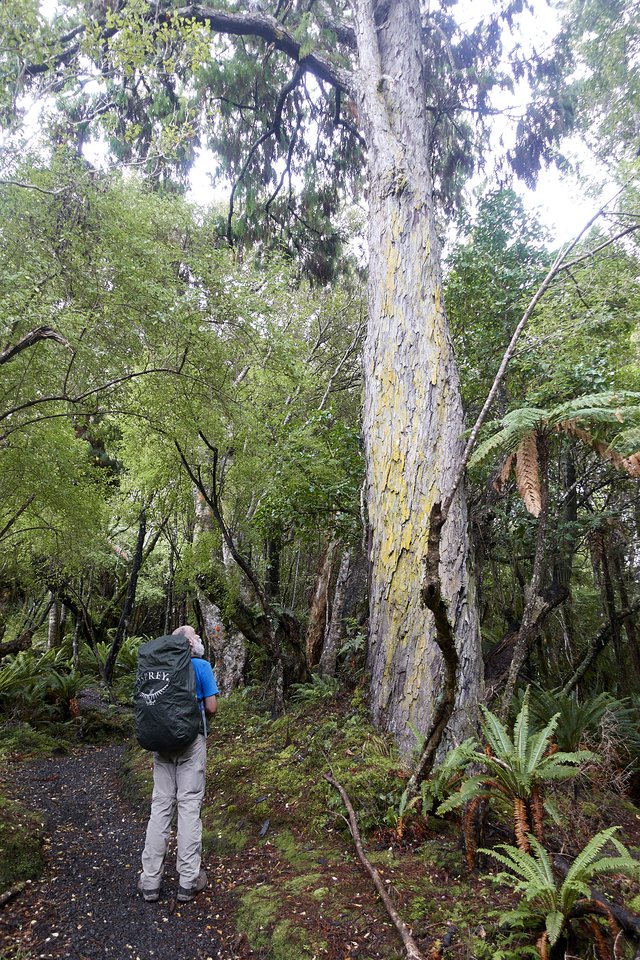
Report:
513,688,625,752
399,737,478,817
468,391,640,495
482,827,639,948
437,691,594,849
470,408,546,468
289,673,340,705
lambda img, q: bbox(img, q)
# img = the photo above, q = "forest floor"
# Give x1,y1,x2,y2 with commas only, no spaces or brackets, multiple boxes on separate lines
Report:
1,691,640,960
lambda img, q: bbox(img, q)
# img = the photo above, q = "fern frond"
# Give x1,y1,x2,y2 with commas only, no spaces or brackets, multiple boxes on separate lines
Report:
530,786,545,843
469,408,546,469
515,433,542,517
494,452,516,492
435,777,494,814
536,930,550,959
469,426,520,469
545,910,564,947
614,424,640,455
586,917,612,960
513,689,531,762
463,795,483,870
481,705,514,756
527,836,555,886
564,827,621,887
549,391,640,423
514,797,531,852
587,857,639,880
525,714,560,774
535,764,587,782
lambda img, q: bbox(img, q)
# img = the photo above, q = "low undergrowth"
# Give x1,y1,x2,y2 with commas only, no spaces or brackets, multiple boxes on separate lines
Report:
2,680,639,959
121,688,533,958
0,792,46,891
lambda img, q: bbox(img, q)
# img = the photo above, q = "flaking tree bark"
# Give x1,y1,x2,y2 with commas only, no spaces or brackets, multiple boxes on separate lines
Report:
306,538,337,668
352,0,481,755
318,547,352,677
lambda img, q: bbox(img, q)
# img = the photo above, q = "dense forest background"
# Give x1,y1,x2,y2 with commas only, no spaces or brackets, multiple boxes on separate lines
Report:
1,0,640,956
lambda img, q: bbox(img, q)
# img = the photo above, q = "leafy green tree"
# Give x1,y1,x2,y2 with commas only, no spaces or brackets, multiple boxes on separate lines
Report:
562,0,640,168
446,190,551,417
3,0,582,753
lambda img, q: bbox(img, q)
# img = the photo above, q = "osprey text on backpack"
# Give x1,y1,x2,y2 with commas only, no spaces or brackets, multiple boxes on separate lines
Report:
135,634,202,754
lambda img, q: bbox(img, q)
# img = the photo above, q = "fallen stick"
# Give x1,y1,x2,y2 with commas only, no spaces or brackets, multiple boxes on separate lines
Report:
0,880,26,908
324,772,426,960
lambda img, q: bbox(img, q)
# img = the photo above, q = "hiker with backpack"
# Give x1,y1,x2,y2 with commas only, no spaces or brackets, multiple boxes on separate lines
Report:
135,624,219,903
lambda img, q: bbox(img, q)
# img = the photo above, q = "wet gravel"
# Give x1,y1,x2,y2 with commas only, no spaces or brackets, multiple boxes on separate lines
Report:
0,744,228,960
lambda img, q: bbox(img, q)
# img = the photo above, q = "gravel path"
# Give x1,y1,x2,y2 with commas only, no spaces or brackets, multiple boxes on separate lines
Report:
0,744,232,960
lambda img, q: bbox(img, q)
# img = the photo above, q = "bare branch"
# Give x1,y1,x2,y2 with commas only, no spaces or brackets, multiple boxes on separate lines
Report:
0,179,66,196
0,361,193,425
324,772,426,960
558,222,640,272
0,494,36,542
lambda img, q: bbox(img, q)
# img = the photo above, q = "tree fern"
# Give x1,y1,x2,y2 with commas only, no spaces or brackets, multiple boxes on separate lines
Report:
468,390,640,513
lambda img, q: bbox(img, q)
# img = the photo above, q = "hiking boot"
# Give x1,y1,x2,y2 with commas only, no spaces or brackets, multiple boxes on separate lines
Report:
137,875,160,902
177,869,207,902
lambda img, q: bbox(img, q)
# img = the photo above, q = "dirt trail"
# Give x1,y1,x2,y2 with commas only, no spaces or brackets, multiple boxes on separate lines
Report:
0,744,240,960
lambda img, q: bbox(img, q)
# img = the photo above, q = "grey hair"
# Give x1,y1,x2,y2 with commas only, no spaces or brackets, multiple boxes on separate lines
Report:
172,625,204,658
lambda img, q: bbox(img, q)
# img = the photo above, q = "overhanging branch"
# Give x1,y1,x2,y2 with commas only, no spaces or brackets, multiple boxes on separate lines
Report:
26,5,352,93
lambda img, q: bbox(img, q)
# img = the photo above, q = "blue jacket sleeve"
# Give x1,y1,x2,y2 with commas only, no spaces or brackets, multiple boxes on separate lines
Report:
193,658,220,699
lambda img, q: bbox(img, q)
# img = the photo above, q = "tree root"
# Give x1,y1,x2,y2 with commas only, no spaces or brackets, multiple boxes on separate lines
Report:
324,772,426,960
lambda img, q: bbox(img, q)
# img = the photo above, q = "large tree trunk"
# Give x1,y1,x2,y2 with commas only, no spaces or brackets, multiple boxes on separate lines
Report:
352,0,481,756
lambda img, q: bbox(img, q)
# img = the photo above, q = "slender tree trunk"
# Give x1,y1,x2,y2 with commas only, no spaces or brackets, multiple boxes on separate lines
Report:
72,611,80,670
47,596,61,650
319,548,352,677
612,552,640,682
591,532,622,693
351,0,481,755
265,537,282,604
104,508,147,685
306,538,337,668
164,551,174,635
501,435,550,714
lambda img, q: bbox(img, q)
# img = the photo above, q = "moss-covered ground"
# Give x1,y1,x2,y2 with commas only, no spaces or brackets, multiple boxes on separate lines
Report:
3,687,640,959
121,688,534,959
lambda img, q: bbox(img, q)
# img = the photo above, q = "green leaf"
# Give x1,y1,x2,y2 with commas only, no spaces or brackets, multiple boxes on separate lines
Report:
545,910,564,945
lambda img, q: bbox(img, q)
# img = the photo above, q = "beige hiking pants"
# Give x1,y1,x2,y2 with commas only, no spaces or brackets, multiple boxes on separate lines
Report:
140,733,206,889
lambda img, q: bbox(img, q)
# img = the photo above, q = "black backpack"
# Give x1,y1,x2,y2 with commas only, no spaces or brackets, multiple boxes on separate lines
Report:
134,634,202,754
